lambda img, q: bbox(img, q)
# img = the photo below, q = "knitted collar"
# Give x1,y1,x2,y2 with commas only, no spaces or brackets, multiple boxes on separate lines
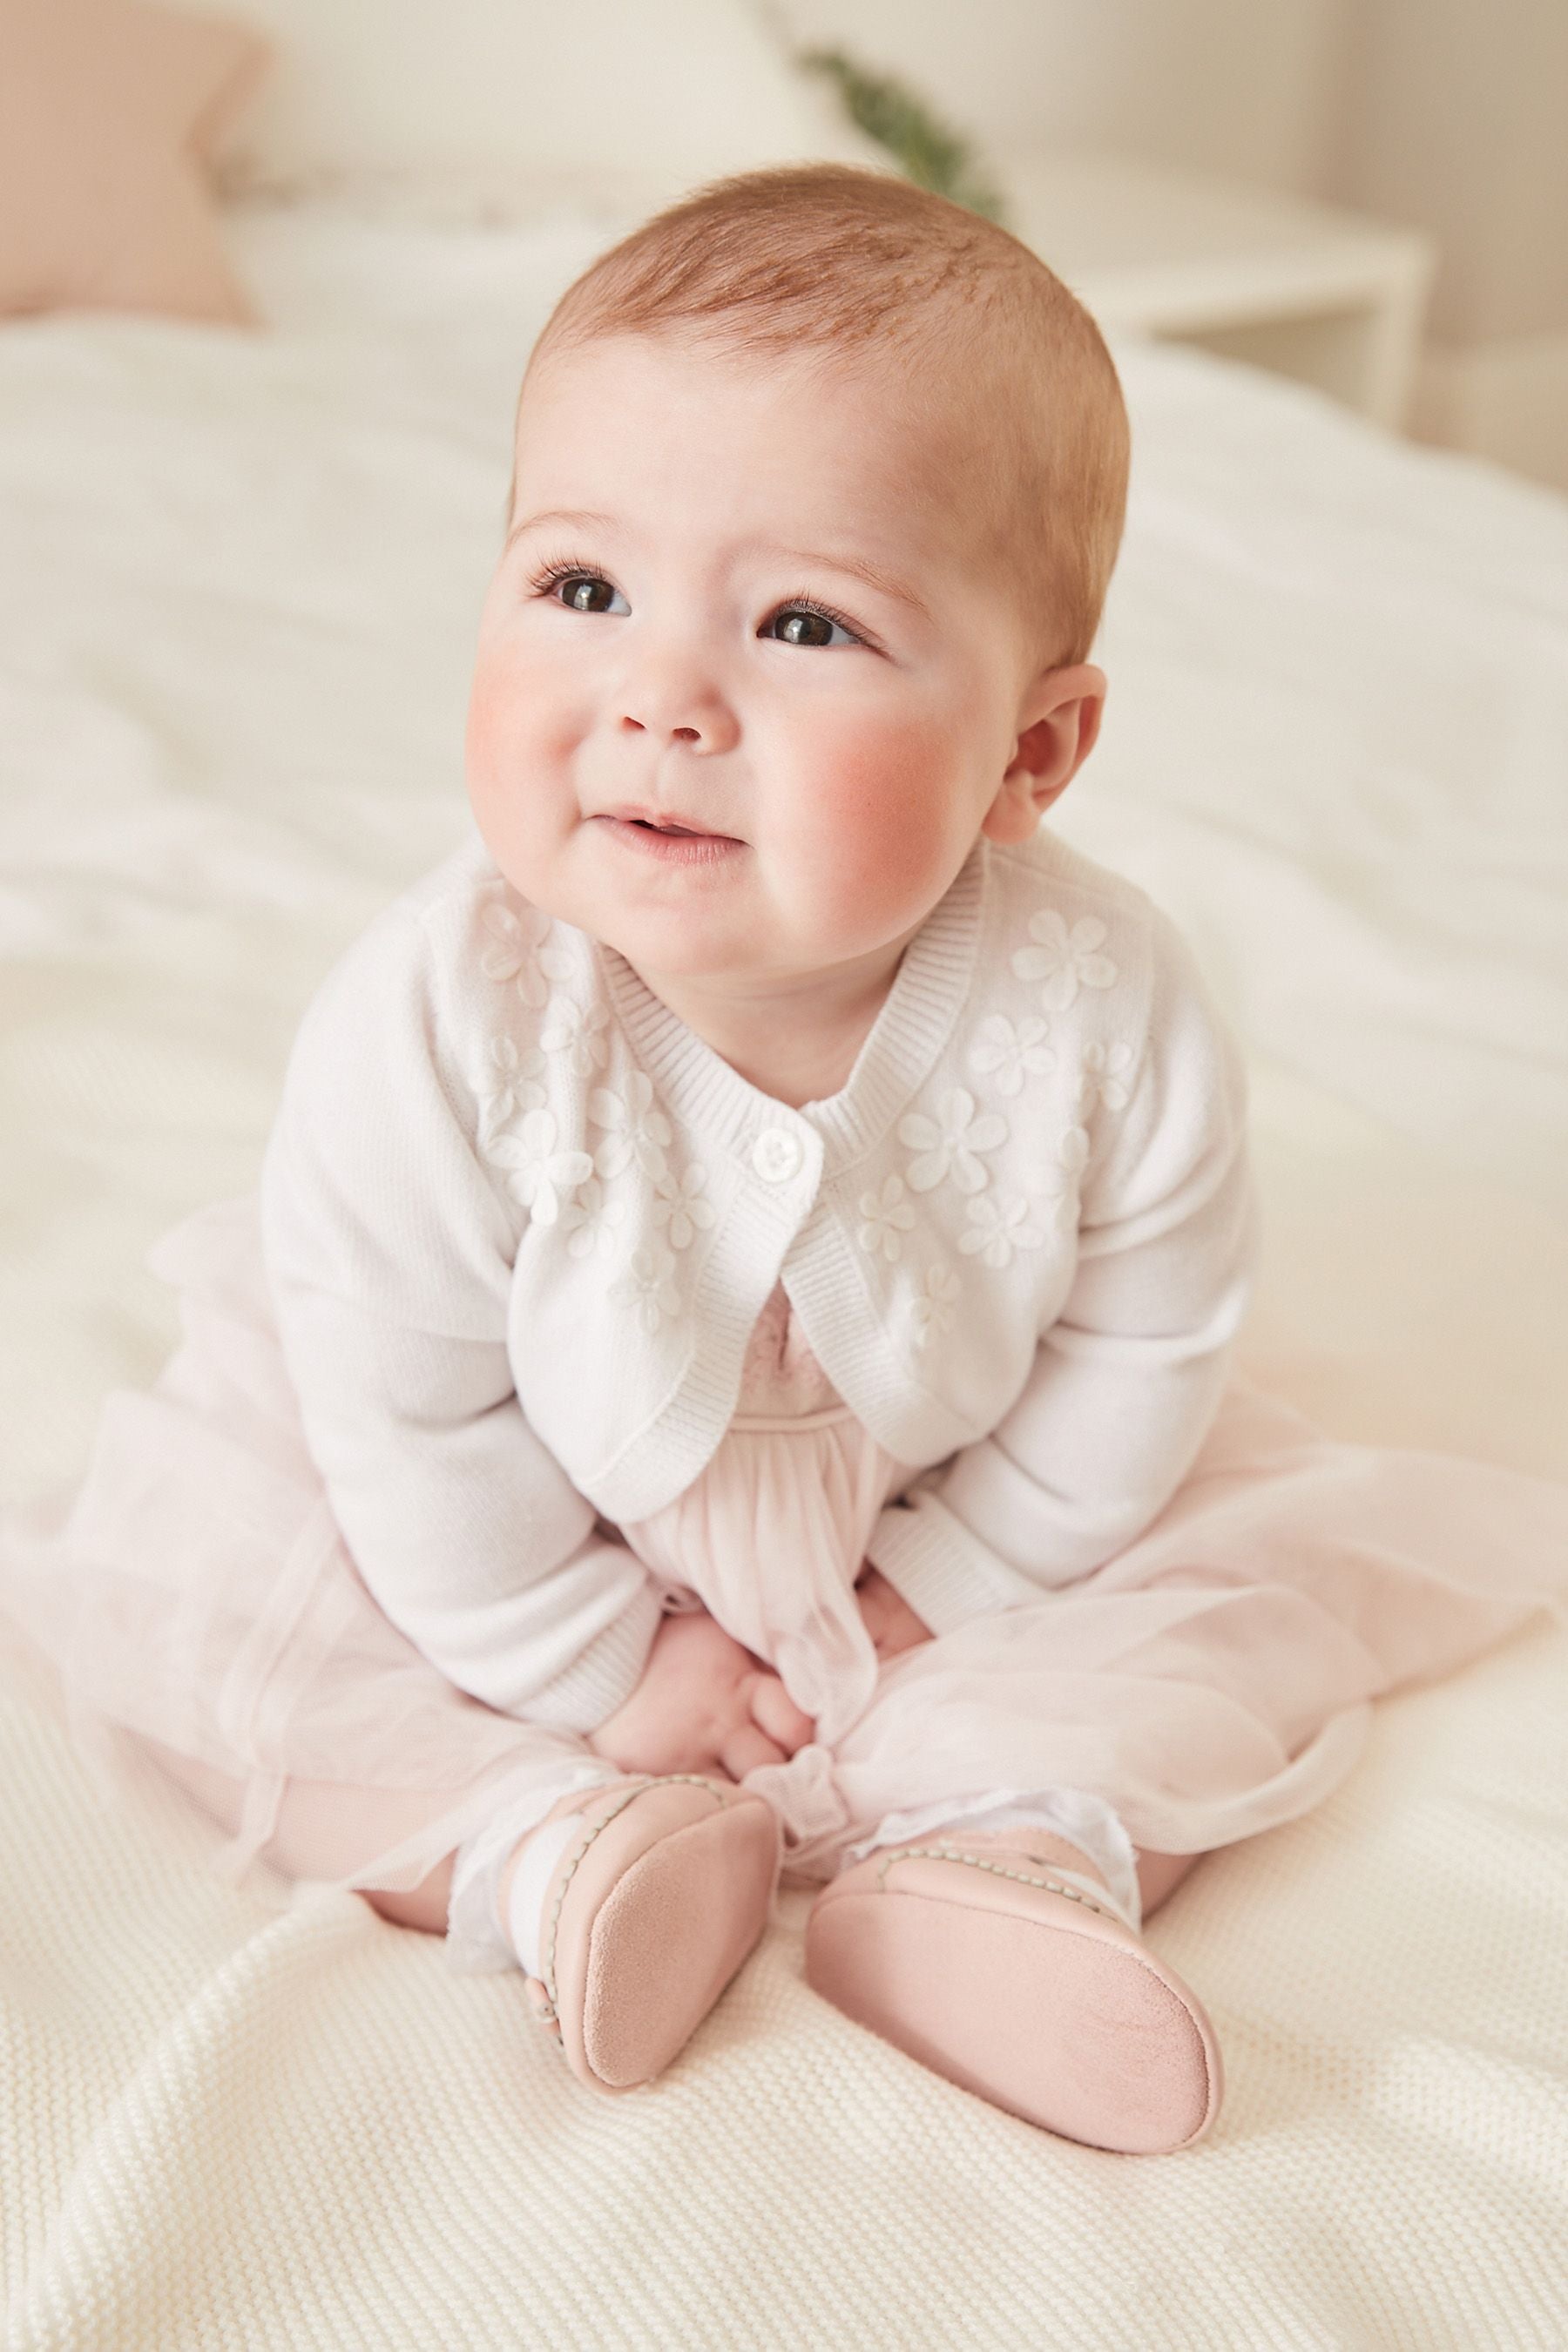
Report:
592,835,990,1182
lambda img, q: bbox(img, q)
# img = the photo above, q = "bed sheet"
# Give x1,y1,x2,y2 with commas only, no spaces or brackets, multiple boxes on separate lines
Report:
2,202,1566,2349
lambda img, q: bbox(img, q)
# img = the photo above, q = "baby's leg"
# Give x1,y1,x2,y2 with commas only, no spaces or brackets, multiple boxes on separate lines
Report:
760,1641,1222,2151
362,1870,450,1933
137,1733,679,1962
132,1728,632,1961
136,1734,490,1933
135,1729,781,2093
139,1597,807,1948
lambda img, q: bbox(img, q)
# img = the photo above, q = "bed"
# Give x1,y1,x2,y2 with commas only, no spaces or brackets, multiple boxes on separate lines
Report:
3,105,1568,2352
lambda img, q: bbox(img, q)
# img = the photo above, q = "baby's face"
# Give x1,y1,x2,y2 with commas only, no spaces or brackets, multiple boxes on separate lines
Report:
467,331,1057,988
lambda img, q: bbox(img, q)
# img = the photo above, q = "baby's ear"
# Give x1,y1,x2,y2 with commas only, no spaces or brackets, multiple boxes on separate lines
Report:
983,666,1106,843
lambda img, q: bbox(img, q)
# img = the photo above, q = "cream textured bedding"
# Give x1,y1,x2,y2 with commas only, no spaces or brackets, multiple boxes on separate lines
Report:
3,206,1565,2349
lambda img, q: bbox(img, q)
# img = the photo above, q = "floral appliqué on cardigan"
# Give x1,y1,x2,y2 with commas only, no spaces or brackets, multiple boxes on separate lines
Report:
474,882,1140,1347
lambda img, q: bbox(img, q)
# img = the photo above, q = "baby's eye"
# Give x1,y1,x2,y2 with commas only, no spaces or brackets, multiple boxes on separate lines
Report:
762,603,861,649
547,571,630,616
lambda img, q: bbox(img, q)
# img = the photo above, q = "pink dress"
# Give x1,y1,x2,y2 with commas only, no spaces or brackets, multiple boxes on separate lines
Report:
3,1186,1566,1969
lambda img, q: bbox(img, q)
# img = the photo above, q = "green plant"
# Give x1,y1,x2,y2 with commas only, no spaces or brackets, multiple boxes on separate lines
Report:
798,46,1008,225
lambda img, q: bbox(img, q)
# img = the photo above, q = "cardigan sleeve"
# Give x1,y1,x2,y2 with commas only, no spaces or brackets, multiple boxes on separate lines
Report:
259,904,662,1734
864,910,1260,1635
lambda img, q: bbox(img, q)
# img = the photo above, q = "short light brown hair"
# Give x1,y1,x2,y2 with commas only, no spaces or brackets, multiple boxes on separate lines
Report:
511,163,1130,672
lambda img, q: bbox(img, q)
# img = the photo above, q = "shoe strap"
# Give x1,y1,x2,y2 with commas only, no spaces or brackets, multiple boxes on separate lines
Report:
875,1842,1141,1933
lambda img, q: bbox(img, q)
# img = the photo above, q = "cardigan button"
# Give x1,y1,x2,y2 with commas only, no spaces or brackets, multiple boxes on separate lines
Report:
751,1125,804,1184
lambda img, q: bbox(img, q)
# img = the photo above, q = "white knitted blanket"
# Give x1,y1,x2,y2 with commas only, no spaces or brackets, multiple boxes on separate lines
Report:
3,207,1567,2348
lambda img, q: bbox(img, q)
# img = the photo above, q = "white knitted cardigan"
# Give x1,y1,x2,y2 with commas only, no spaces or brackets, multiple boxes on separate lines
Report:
259,817,1258,1734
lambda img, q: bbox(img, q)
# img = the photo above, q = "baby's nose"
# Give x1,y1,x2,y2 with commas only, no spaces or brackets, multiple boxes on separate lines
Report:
618,662,739,753
622,714,703,743
618,706,738,753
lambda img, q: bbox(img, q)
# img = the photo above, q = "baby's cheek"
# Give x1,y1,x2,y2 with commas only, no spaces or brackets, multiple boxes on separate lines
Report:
463,659,524,798
466,657,576,818
463,662,568,894
795,731,963,924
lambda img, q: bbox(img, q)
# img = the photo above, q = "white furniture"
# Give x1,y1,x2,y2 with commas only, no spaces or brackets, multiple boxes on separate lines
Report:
999,147,1437,429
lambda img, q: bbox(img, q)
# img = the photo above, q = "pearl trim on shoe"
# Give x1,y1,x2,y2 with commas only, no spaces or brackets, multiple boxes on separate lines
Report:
873,1843,1141,1932
536,1774,740,2024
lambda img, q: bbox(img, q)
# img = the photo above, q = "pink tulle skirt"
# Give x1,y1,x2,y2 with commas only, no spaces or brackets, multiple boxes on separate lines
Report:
3,1187,1566,1906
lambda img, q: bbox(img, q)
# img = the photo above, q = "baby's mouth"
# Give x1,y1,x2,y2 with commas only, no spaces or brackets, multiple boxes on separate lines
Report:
598,803,743,844
594,804,746,865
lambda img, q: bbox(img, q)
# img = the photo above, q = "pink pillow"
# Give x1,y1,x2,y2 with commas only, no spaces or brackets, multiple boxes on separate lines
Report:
0,0,269,326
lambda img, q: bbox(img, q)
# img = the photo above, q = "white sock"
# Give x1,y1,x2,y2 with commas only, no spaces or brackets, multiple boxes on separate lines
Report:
445,1765,621,1977
502,1811,585,1978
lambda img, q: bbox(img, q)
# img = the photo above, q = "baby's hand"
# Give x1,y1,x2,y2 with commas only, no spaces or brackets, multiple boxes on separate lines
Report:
587,1606,815,1782
855,1564,933,1662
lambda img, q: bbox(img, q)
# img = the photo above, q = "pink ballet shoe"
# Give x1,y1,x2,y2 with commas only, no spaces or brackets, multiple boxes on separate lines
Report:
805,1828,1222,2153
520,1774,781,2096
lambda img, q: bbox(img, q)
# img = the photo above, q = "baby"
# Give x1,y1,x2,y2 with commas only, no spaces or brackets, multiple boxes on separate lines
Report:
13,160,1554,2160
267,160,1244,2153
